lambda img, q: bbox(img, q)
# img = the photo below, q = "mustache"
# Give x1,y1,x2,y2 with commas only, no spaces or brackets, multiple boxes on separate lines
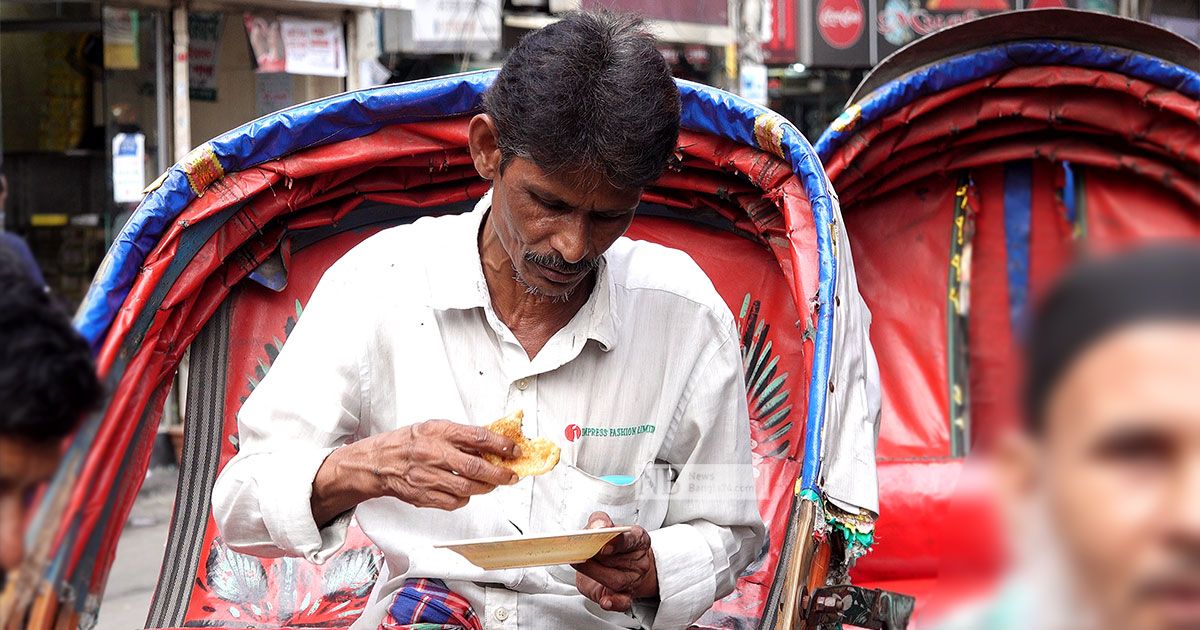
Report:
523,251,599,275
1135,565,1200,600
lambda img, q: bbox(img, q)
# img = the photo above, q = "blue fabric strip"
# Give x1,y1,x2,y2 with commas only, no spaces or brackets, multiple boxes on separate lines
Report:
1062,161,1078,226
1004,161,1033,339
815,40,1200,162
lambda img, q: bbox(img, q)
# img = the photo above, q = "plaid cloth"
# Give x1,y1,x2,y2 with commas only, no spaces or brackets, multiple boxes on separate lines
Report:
379,578,482,630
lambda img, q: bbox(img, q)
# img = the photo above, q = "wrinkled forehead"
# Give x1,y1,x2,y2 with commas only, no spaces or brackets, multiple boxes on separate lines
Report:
1044,321,1200,440
0,436,61,487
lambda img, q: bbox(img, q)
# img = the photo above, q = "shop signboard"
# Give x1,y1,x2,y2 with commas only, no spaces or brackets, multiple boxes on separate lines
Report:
799,0,872,67
576,0,732,44
381,0,501,55
189,12,223,101
776,0,1123,67
764,0,799,64
581,0,728,27
875,0,1015,59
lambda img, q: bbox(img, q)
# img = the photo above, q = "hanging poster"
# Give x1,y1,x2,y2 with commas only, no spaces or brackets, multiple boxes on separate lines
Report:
103,7,140,70
244,13,286,72
188,12,224,101
256,73,294,116
112,133,147,203
381,0,502,55
279,17,347,77
739,62,769,106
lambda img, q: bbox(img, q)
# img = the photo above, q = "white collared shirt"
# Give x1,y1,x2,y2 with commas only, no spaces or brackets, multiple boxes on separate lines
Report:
212,192,767,630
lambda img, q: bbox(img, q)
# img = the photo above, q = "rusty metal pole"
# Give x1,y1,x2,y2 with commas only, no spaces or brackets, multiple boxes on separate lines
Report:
775,498,818,630
172,2,191,162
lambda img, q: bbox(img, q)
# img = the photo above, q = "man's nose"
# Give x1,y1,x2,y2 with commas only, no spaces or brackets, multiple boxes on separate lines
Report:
0,492,27,572
552,214,590,264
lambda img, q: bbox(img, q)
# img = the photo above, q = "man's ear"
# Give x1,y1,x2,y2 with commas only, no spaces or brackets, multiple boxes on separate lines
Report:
992,427,1040,507
468,114,502,181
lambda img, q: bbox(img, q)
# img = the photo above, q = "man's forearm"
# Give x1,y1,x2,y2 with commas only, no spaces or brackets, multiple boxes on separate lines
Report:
310,441,379,526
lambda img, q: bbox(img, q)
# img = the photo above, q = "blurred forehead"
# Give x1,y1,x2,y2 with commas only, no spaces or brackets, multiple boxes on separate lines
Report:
1044,321,1200,442
0,436,61,485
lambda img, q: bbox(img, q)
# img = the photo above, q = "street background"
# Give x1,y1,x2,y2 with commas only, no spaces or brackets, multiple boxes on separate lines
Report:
2,1,1198,629
96,467,175,630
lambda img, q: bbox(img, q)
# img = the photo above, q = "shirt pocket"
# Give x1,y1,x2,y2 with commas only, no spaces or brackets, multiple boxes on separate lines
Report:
557,463,642,529
543,462,671,589
556,462,673,533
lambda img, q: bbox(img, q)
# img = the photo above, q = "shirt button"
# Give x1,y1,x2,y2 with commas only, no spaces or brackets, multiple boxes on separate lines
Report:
494,607,510,621
515,377,530,391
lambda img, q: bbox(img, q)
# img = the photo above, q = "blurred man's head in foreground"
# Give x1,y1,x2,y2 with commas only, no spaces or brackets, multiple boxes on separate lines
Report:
1013,244,1200,629
0,251,101,576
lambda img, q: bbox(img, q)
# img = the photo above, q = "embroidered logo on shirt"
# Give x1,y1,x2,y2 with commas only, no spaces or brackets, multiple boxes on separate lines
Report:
564,423,655,442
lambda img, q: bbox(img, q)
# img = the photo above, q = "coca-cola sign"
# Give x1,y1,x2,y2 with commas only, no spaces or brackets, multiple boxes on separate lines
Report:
817,0,865,49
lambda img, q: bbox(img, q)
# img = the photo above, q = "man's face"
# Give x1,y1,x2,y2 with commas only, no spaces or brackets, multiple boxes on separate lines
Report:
488,158,641,300
0,436,61,577
1040,322,1200,629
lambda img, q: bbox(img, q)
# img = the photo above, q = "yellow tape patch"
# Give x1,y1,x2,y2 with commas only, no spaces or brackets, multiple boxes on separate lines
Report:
829,103,862,134
181,144,225,197
753,112,788,160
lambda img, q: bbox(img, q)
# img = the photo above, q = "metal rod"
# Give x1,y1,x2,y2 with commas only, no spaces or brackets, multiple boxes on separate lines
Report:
172,2,191,162
776,498,817,629
154,11,169,176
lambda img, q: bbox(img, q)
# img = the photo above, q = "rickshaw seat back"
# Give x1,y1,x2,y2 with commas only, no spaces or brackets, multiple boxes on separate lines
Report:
147,130,823,628
41,73,875,630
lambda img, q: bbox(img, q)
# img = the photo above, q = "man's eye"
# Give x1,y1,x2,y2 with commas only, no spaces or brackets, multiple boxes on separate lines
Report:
598,212,629,221
1092,428,1172,466
531,195,567,212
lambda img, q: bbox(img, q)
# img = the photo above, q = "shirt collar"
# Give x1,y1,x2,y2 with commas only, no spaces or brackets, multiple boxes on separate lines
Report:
426,189,619,352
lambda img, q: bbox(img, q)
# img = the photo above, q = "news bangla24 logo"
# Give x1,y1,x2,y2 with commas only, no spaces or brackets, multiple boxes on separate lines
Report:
818,0,865,49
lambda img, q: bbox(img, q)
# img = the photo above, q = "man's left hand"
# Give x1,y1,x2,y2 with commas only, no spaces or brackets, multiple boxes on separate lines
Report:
572,511,659,612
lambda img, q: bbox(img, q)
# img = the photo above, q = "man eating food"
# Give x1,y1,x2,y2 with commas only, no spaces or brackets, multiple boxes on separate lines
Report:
212,11,766,630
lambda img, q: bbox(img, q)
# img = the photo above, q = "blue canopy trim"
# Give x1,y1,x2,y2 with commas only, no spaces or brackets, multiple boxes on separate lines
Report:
815,40,1200,162
74,72,839,494
1004,161,1033,340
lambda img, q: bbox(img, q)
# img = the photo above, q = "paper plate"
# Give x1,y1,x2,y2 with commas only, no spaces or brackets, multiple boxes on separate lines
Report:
435,526,633,570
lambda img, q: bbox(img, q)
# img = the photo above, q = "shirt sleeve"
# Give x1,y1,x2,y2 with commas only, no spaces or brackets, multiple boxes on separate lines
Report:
211,255,367,564
647,332,768,630
0,233,46,287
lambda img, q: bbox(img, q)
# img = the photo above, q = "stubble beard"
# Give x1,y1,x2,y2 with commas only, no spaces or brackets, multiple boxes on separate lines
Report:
512,267,574,304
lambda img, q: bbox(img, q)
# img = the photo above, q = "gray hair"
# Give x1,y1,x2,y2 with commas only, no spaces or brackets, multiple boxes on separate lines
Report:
483,11,681,190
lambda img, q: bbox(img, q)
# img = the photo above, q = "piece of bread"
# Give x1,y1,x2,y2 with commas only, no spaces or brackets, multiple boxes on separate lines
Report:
484,410,560,478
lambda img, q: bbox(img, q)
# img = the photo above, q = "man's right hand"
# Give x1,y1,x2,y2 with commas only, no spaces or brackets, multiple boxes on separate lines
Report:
310,419,521,525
